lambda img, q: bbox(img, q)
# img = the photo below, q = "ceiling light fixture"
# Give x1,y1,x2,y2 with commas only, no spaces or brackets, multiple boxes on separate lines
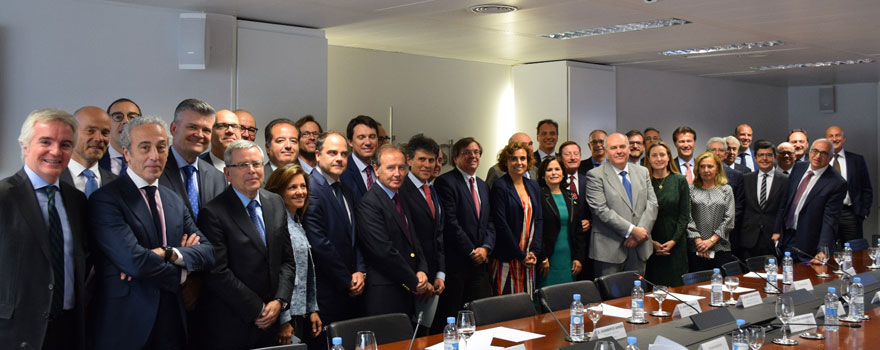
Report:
469,4,518,14
540,18,691,40
661,40,785,56
752,58,874,71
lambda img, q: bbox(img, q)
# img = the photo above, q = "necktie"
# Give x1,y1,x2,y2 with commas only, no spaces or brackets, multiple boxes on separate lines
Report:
783,170,790,175
247,199,267,245
759,173,768,209
43,186,64,316
182,165,199,219
142,186,163,243
739,152,748,167
784,170,814,229
469,177,480,218
684,162,693,184
365,166,375,190
331,182,349,223
82,169,98,198
833,154,842,175
422,184,436,219
393,194,413,245
116,156,128,174
569,175,578,197
620,170,633,205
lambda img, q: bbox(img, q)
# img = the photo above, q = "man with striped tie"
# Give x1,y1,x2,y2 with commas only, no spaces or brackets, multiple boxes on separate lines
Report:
740,140,788,259
61,106,117,196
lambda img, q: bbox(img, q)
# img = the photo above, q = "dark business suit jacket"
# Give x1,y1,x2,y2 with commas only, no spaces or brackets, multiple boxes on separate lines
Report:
434,169,496,273
195,187,296,349
775,162,847,257
538,186,586,264
399,176,445,279
98,151,113,174
160,151,227,219
302,169,364,325
731,162,750,173
0,170,89,350
721,166,745,247
489,174,543,262
578,157,599,176
89,172,214,349
356,185,428,317
840,151,873,218
740,169,787,252
340,154,369,204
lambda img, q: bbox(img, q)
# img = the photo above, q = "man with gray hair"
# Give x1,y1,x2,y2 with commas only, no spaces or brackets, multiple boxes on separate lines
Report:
1,109,89,350
723,136,749,173
90,116,214,349
159,98,226,221
707,136,745,255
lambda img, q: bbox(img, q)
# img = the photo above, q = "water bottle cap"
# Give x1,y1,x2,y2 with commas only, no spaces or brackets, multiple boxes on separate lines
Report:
785,251,791,257
768,258,776,264
713,268,720,273
854,277,861,283
447,317,456,324
829,287,836,293
634,280,641,286
736,319,746,326
332,337,342,345
627,336,637,345
573,294,581,300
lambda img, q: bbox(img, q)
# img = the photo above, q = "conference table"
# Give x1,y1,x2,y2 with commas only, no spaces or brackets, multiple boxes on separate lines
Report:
383,251,880,349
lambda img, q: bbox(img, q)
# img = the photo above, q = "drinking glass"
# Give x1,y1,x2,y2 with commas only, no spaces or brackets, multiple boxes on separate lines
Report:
725,276,740,305
772,296,797,345
868,247,880,269
355,331,378,350
586,303,603,339
833,251,844,274
457,311,476,350
650,285,670,317
747,326,765,349
816,246,831,278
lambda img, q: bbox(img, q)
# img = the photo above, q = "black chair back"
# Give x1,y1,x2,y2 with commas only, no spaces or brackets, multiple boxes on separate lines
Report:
847,238,869,252
746,255,775,272
594,270,638,300
536,281,602,312
722,261,742,276
681,270,714,285
466,293,537,325
327,313,413,350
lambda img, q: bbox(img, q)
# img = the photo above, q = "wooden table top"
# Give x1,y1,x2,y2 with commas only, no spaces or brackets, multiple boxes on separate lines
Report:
381,251,880,349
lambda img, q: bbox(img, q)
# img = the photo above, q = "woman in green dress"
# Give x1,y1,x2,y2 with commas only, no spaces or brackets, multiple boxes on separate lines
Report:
644,142,690,287
536,156,586,287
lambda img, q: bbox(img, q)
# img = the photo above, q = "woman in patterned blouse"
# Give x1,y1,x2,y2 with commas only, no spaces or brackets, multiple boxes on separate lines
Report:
687,152,736,272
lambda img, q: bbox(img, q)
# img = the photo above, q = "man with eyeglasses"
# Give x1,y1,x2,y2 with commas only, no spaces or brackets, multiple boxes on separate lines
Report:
234,109,258,142
200,109,241,172
740,140,787,259
377,122,391,146
825,125,873,243
775,139,846,262
626,129,645,165
99,98,142,175
341,115,380,203
486,132,536,188
579,129,607,175
776,142,796,175
295,115,323,175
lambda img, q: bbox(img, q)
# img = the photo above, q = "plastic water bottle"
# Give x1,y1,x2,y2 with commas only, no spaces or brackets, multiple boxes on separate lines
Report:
844,243,853,271
765,258,777,292
625,336,640,350
852,277,865,320
782,252,794,285
570,294,585,342
731,319,748,350
825,287,839,332
444,317,459,350
710,268,723,306
331,337,345,350
631,281,645,322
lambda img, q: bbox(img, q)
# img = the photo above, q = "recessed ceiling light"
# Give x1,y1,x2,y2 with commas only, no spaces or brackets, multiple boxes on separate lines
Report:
469,4,518,14
540,18,691,40
661,40,785,56
752,58,874,71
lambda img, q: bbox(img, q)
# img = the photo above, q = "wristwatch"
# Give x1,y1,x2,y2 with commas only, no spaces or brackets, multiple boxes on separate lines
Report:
163,246,173,262
275,298,290,311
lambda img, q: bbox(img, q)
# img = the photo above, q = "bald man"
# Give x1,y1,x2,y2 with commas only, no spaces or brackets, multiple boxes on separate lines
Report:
826,125,873,242
485,132,537,187
776,142,796,175
234,109,257,142
200,109,241,172
62,106,117,196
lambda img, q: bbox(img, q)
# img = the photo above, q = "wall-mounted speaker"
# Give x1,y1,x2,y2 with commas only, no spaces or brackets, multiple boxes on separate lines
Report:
819,86,835,113
179,13,208,70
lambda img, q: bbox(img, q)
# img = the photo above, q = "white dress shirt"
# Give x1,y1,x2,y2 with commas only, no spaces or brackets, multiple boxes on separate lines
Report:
67,159,102,193
792,165,828,228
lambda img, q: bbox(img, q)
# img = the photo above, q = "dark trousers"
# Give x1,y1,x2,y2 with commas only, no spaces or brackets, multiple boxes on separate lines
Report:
838,206,864,243
143,291,185,350
687,250,733,273
741,233,778,260
43,310,76,350
430,264,491,334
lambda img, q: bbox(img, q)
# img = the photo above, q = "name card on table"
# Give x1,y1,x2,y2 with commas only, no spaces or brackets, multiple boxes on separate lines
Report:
816,304,847,317
736,292,763,309
590,322,628,340
697,336,729,350
788,313,818,333
672,300,702,318
791,279,814,291
846,267,857,276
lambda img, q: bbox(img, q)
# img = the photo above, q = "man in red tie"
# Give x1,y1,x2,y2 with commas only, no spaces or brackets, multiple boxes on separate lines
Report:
340,115,380,203
559,140,593,280
672,126,697,184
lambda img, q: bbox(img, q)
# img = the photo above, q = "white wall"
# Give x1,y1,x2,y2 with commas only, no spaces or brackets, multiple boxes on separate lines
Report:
327,46,513,177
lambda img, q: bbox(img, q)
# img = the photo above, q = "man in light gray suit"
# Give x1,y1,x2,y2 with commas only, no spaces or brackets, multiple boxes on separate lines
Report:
585,133,658,276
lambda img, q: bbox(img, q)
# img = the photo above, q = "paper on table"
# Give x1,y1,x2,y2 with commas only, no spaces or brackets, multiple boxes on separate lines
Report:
425,327,544,350
743,272,784,280
696,285,756,293
651,335,688,350
484,327,544,342
600,303,633,319
426,329,500,350
647,292,705,302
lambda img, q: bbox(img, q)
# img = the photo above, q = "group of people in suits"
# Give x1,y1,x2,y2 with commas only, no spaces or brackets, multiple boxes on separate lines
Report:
1,94,873,350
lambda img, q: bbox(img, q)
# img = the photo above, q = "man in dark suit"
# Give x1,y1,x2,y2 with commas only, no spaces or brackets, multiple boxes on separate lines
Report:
671,126,698,184
734,124,757,172
340,115,379,203
776,142,796,175
775,139,847,262
200,109,241,172
357,145,430,318
62,106,117,196
160,98,227,221
579,129,607,174
99,98,142,175
432,137,495,333
740,140,788,259
486,132,537,187
263,118,300,178
90,116,214,350
559,141,593,280
724,136,750,173
1,109,89,350
826,125,873,242
195,140,296,349
535,119,558,162
303,132,366,338
296,115,324,175
788,129,810,163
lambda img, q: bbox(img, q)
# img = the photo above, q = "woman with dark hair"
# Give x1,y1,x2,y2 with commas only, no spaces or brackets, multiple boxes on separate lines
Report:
536,156,585,288
644,142,690,286
264,164,322,345
687,151,735,272
490,141,543,296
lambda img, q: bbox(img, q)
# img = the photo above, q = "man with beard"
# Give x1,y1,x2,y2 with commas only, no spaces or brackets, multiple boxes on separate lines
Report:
626,130,645,165
62,106,117,195
295,115,323,175
200,109,241,172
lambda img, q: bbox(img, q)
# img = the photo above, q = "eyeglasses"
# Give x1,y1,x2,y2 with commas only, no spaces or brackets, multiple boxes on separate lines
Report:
778,151,794,157
213,123,241,131
460,150,481,157
241,127,258,134
110,112,141,122
226,161,264,169
809,149,831,157
301,131,321,138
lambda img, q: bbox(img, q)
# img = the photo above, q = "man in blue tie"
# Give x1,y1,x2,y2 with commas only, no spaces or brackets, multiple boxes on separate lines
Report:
62,106,117,196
